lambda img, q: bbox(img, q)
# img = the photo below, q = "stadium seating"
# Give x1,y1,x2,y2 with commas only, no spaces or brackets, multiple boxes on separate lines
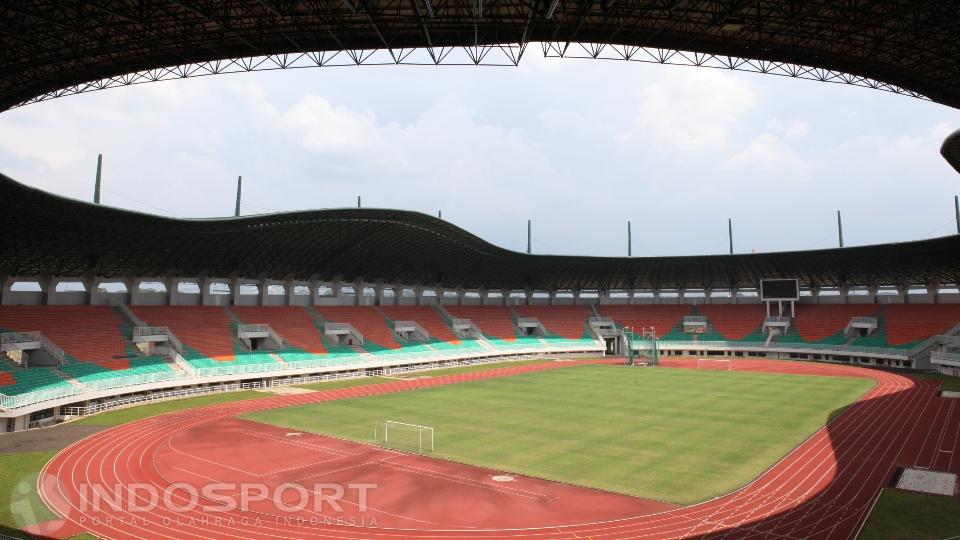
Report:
698,305,766,341
0,363,73,396
882,304,960,346
792,304,878,342
0,306,130,368
377,306,480,351
230,306,327,354
315,306,402,350
514,305,592,339
597,305,692,339
133,306,236,362
446,306,518,340
59,356,177,390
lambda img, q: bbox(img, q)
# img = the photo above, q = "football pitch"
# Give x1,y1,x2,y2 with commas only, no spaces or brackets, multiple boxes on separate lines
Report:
241,363,873,504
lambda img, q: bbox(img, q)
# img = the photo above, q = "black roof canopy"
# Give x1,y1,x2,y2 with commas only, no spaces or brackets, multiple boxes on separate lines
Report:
3,173,959,290
1,1,960,111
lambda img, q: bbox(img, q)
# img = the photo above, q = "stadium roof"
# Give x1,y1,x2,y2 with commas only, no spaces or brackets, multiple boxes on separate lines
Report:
2,1,960,111
943,129,960,175
3,173,959,291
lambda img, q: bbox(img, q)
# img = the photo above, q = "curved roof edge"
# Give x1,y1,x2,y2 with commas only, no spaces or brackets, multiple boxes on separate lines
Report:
2,2,960,112
2,172,960,290
942,129,960,175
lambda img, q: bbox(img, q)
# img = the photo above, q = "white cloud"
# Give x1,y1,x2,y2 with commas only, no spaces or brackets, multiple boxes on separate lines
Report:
721,133,811,184
766,118,810,139
1,60,958,256
277,95,378,153
619,69,757,152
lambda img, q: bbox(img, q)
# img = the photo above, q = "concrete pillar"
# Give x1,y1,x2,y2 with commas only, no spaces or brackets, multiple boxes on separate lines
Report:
867,286,878,304
838,285,849,304
548,290,557,306
165,276,178,306
896,284,908,304
352,282,362,306
929,281,941,304
456,287,465,306
524,288,532,306
231,278,242,306
285,279,297,306
652,289,661,305
414,286,424,306
80,276,94,305
0,276,12,306
477,287,488,305
810,286,821,304
704,288,713,305
44,277,60,305
310,280,321,306
572,289,581,305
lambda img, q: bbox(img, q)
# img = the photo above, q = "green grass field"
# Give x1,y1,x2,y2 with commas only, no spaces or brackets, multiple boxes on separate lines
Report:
242,364,873,504
859,488,960,540
910,372,960,392
0,451,96,540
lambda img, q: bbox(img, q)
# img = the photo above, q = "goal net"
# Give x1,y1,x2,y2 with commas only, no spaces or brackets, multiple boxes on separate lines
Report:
374,420,435,453
697,358,733,371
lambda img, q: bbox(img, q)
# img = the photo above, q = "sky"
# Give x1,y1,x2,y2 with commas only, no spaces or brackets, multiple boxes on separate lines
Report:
0,49,958,258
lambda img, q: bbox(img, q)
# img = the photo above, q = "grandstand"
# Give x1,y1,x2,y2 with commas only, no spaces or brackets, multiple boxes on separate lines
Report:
0,4,959,540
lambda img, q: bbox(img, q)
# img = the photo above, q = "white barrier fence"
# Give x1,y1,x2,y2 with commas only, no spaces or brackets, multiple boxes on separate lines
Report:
1,342,599,412
61,381,265,417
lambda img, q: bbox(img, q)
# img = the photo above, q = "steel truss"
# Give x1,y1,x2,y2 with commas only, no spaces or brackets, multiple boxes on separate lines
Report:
2,2,959,112
10,42,929,110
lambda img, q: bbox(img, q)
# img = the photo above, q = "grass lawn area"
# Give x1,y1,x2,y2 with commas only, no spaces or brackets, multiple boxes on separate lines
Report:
394,359,551,378
859,488,960,540
910,372,960,392
71,390,264,426
242,364,872,504
0,451,96,539
296,376,395,391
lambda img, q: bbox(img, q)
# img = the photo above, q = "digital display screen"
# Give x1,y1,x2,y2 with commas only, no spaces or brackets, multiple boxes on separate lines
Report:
760,279,799,301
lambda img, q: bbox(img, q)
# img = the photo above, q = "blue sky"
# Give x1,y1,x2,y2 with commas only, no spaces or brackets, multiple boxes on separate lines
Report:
1,51,958,257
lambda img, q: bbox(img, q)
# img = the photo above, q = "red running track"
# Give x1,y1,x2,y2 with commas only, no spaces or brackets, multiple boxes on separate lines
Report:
36,358,958,539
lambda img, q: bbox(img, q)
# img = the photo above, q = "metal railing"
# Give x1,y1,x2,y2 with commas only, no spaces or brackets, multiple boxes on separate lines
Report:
849,316,878,325
133,326,169,337
636,339,911,358
1,339,604,411
0,331,41,345
683,316,708,324
324,322,353,332
61,381,265,417
237,323,270,333
931,351,960,366
0,384,85,410
39,336,65,364
764,316,792,323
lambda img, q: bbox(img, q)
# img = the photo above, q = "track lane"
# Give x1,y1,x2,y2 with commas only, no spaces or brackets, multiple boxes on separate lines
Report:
38,359,950,539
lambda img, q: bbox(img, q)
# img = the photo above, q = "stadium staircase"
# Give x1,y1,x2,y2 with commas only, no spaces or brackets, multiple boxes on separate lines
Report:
698,305,766,342
315,306,403,353
597,305,693,341
514,305,597,347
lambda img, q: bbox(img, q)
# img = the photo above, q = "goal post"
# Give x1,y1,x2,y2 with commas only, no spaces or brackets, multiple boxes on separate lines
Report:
697,358,733,371
374,420,435,453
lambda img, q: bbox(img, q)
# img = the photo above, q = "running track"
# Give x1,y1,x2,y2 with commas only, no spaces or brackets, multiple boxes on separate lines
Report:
37,359,960,539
